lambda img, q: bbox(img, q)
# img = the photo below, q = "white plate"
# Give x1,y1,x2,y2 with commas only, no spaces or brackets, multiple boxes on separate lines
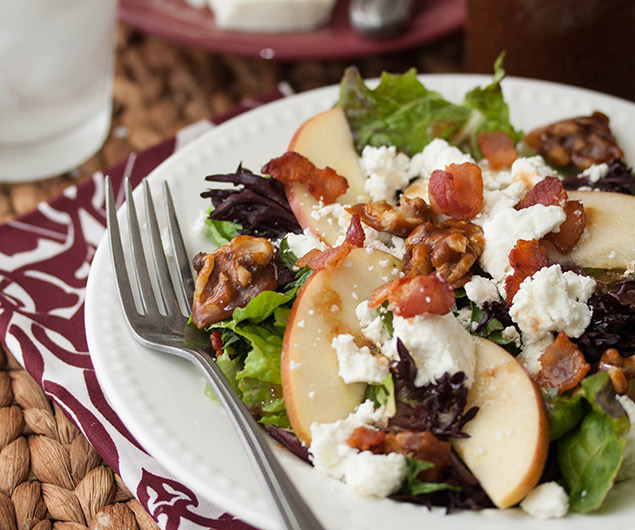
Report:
85,75,635,530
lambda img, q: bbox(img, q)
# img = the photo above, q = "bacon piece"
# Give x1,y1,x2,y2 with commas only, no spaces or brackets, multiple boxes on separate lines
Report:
210,330,224,358
262,151,348,205
347,196,434,237
477,131,518,169
504,239,549,305
544,200,586,254
383,430,451,482
516,177,586,255
537,332,591,393
306,215,365,271
515,176,567,209
347,426,386,453
347,428,451,482
428,162,483,220
369,272,454,318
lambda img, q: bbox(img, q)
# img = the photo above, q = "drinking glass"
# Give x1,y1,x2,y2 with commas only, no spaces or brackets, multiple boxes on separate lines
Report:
0,0,118,182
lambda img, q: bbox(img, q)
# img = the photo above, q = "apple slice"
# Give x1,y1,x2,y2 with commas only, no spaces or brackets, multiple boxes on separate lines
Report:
285,106,369,246
452,337,549,509
282,248,402,444
546,190,635,270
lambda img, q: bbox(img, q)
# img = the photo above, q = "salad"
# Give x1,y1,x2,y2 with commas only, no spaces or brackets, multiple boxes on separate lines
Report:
187,61,635,519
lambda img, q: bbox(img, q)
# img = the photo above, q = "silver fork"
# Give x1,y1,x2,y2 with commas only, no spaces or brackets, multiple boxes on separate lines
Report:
105,176,325,530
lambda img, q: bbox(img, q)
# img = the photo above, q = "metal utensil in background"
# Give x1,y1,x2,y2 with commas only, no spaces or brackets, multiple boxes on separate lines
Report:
349,0,413,40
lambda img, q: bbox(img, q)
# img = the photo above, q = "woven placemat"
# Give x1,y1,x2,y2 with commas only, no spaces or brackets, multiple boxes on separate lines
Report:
0,344,159,530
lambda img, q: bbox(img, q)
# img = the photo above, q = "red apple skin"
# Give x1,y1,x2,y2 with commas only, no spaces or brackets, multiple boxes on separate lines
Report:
283,107,369,246
452,337,550,509
281,248,402,444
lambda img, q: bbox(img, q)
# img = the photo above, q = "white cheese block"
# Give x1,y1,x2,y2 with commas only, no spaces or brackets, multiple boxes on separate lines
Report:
208,0,337,33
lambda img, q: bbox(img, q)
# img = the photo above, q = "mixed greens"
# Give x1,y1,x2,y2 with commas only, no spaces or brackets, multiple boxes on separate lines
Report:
192,65,635,516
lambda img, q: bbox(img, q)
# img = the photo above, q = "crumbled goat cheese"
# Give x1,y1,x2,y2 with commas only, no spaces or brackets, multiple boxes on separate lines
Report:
344,450,408,498
510,155,554,191
464,275,500,307
331,334,389,384
388,313,476,387
520,482,569,519
311,201,351,230
361,145,413,203
616,395,635,481
410,138,474,179
455,307,473,330
516,334,555,377
510,265,596,342
284,229,327,261
478,161,512,191
191,209,209,238
501,326,521,347
582,162,609,183
362,226,407,260
356,301,392,348
310,401,406,498
479,204,566,282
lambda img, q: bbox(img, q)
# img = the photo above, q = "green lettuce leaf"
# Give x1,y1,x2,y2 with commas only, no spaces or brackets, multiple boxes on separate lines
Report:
204,262,310,428
557,412,625,512
468,303,519,353
542,388,584,442
397,458,460,496
556,372,629,512
336,56,522,159
205,210,242,246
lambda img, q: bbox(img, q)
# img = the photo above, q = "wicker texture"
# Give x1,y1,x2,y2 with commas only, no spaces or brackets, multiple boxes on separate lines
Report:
0,345,159,530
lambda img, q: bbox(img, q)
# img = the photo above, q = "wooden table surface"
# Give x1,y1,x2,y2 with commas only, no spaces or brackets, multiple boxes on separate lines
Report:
0,23,463,223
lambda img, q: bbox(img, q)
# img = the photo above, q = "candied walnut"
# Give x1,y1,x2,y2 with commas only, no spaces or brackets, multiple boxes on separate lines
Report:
347,196,434,237
191,235,278,328
304,214,365,271
537,332,591,393
504,239,549,305
262,151,348,204
523,111,624,170
477,131,518,169
598,348,635,395
428,162,483,220
404,220,484,286
516,177,586,255
383,430,451,483
369,272,454,318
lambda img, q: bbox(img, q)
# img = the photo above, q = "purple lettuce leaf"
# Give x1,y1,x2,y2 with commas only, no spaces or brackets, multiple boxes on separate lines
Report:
202,164,302,239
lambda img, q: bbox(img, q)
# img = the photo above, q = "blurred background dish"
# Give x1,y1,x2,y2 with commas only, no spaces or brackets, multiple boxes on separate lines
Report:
118,0,466,60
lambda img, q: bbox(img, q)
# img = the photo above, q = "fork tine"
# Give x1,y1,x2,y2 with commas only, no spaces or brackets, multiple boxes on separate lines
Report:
143,179,181,317
106,176,139,325
125,177,160,316
163,181,195,310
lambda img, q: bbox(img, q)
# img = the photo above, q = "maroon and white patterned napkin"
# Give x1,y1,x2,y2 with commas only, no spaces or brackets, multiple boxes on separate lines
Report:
0,87,291,530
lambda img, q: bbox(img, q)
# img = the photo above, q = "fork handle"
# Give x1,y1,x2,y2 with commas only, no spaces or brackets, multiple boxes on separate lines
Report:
189,348,326,530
